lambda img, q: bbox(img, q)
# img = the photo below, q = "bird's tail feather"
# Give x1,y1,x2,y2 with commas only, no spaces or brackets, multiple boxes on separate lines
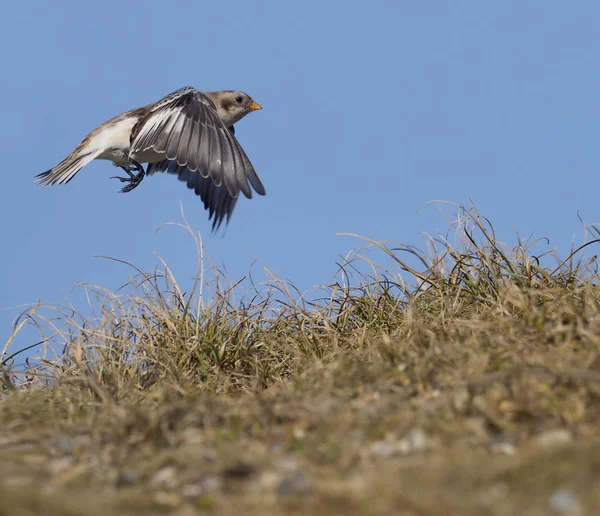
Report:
35,151,100,186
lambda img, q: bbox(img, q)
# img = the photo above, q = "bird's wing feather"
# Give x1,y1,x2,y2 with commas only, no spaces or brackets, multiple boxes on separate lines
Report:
146,159,239,232
130,87,265,199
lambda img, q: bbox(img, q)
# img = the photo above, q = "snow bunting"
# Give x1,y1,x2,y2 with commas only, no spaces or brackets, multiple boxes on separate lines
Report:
36,87,265,230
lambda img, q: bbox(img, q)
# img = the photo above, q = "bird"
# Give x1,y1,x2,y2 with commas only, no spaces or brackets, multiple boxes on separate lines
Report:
35,86,265,230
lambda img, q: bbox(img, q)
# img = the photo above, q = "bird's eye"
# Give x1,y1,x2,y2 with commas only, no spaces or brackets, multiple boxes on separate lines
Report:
235,96,243,103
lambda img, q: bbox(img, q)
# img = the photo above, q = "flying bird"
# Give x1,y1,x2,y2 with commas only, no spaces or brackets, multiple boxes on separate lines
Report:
36,87,265,230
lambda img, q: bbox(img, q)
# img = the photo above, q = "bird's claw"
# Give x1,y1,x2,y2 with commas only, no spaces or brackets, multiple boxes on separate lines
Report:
110,162,145,193
110,175,131,183
110,172,145,193
119,181,141,193
113,163,135,172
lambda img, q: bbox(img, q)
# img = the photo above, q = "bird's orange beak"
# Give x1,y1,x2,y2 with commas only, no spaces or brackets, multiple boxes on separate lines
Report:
249,101,262,111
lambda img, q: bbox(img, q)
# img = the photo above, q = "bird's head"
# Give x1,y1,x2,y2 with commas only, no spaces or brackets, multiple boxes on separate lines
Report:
206,90,262,127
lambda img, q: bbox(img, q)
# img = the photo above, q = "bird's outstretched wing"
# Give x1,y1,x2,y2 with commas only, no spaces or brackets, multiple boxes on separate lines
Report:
146,159,238,231
130,87,265,201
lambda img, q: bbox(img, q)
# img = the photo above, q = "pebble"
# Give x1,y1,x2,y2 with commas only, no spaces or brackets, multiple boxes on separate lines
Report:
452,387,470,412
277,469,312,497
116,469,141,487
292,427,306,440
550,490,583,516
398,428,429,454
150,466,178,488
371,441,396,458
370,428,430,458
181,483,204,498
489,442,516,456
52,437,90,456
488,433,517,455
202,475,223,492
535,429,573,450
258,459,312,498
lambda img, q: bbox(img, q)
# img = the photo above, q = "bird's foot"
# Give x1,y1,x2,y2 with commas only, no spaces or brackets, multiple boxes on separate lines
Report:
113,163,136,172
110,168,145,193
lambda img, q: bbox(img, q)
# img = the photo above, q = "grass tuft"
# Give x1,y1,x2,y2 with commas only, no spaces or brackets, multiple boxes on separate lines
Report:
2,201,600,515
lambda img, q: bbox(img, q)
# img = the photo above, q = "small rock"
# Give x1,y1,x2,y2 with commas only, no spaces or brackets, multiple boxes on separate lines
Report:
202,475,223,492
488,433,517,455
151,466,178,488
535,429,572,450
371,440,397,458
360,404,379,416
550,489,583,516
258,471,280,492
292,427,306,440
277,469,312,497
490,442,516,455
181,483,204,498
52,437,90,454
275,458,300,471
52,440,76,453
426,389,441,400
464,417,488,440
116,469,140,488
453,387,470,412
398,428,429,454
258,459,312,498
270,441,285,453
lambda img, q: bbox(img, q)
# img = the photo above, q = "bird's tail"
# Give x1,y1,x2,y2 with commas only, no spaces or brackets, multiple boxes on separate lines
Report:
35,151,100,186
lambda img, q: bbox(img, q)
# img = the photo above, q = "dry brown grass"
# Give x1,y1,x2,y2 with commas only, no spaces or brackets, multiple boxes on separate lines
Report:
2,201,600,515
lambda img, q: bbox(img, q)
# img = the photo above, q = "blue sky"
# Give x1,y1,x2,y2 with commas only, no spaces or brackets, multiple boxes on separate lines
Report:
2,1,600,356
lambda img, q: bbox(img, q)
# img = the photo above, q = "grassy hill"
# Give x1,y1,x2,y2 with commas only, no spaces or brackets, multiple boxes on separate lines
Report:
2,202,600,515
